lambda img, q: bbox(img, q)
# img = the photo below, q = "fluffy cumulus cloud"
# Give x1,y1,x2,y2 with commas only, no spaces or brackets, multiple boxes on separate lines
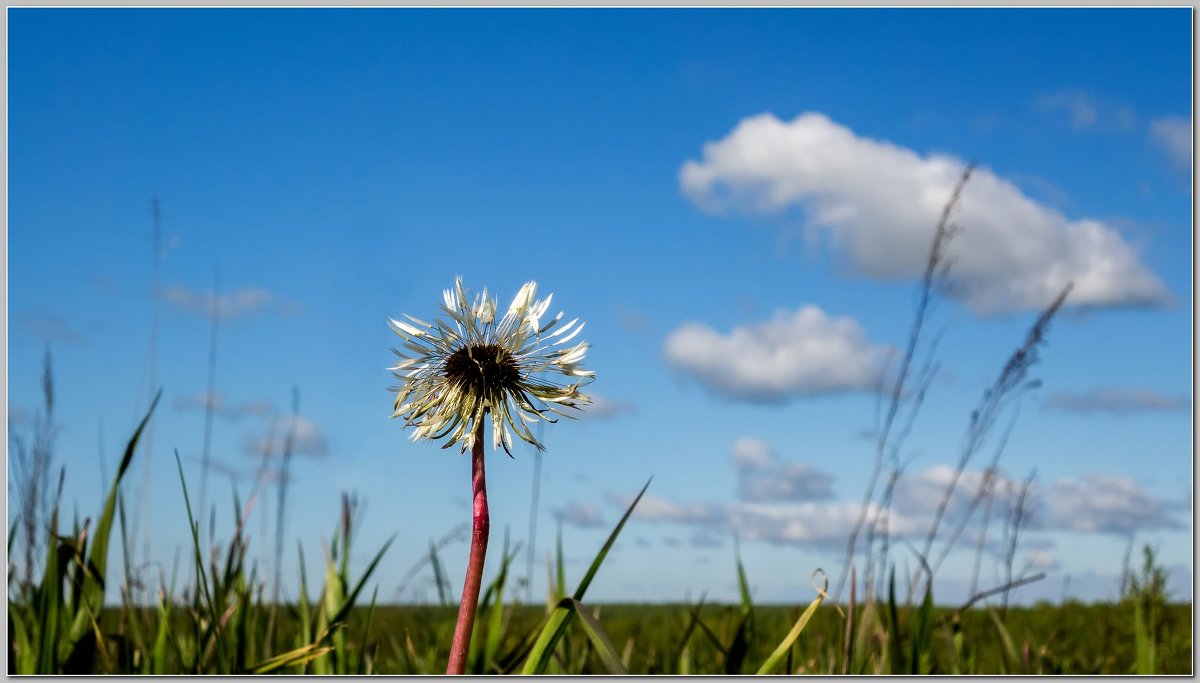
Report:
1149,116,1191,170
1044,475,1182,534
679,112,1168,314
733,500,926,549
1044,387,1189,415
890,466,1183,536
890,464,998,520
731,437,835,502
664,305,890,403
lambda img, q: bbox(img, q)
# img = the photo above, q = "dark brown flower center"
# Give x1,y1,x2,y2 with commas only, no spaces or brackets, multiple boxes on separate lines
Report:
444,344,520,395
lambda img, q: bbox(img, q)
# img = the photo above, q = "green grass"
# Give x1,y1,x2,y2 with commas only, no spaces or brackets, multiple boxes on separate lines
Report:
6,338,1192,675
7,408,1192,675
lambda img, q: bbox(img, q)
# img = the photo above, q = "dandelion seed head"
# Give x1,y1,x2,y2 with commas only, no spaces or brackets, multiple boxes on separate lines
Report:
389,276,594,454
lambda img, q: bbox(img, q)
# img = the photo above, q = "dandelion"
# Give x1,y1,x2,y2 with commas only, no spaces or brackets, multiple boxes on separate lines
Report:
388,276,593,674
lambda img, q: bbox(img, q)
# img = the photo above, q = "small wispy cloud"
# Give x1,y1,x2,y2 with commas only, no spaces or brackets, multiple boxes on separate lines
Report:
184,454,245,482
730,437,835,502
605,491,726,527
1149,115,1191,171
556,502,606,529
161,284,297,320
580,394,638,420
92,274,121,295
1044,387,1189,415
242,415,329,458
174,392,273,420
17,313,87,345
615,306,651,333
689,530,725,548
664,305,890,403
1035,88,1137,132
1037,89,1099,130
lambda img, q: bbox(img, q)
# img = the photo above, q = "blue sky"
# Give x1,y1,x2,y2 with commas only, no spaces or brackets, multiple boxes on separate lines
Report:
8,8,1192,607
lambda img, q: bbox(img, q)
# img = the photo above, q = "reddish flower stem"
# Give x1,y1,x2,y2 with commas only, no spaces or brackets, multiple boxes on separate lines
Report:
446,422,489,675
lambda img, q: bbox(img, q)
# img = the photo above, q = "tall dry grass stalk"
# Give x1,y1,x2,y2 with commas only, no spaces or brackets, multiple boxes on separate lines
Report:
835,164,974,601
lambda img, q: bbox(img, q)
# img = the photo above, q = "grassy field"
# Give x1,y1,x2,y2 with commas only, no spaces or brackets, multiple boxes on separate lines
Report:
6,402,1192,675
278,601,1194,675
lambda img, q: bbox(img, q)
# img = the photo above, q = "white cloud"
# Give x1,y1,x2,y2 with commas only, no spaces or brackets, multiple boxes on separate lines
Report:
610,463,1181,554
690,530,725,548
890,464,996,520
605,491,726,526
1036,89,1099,130
680,112,1168,314
1045,387,1189,415
1036,89,1138,132
730,436,775,470
18,313,87,345
243,415,329,458
730,436,835,502
162,284,295,320
733,500,925,549
1044,475,1181,534
175,392,273,420
557,502,606,529
664,305,890,403
580,394,638,420
893,466,1182,536
1149,116,1191,170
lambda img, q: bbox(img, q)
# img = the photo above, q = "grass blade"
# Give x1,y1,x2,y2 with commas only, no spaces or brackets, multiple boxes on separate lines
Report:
756,571,827,675
248,643,336,674
521,477,651,674
566,598,628,674
356,586,380,675
987,607,1020,674
1133,599,1155,674
65,391,161,654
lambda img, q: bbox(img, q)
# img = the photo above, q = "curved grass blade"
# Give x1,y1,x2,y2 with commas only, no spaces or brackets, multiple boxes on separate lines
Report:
244,532,396,674
987,607,1020,674
727,543,756,674
356,586,380,675
483,542,521,673
887,567,902,674
10,606,35,674
314,532,397,643
65,391,161,654
756,571,827,675
521,477,651,674
172,448,225,669
670,593,708,666
248,643,336,675
566,598,628,674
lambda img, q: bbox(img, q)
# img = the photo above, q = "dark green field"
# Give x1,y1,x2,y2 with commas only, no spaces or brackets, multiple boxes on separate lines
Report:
81,600,1191,675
